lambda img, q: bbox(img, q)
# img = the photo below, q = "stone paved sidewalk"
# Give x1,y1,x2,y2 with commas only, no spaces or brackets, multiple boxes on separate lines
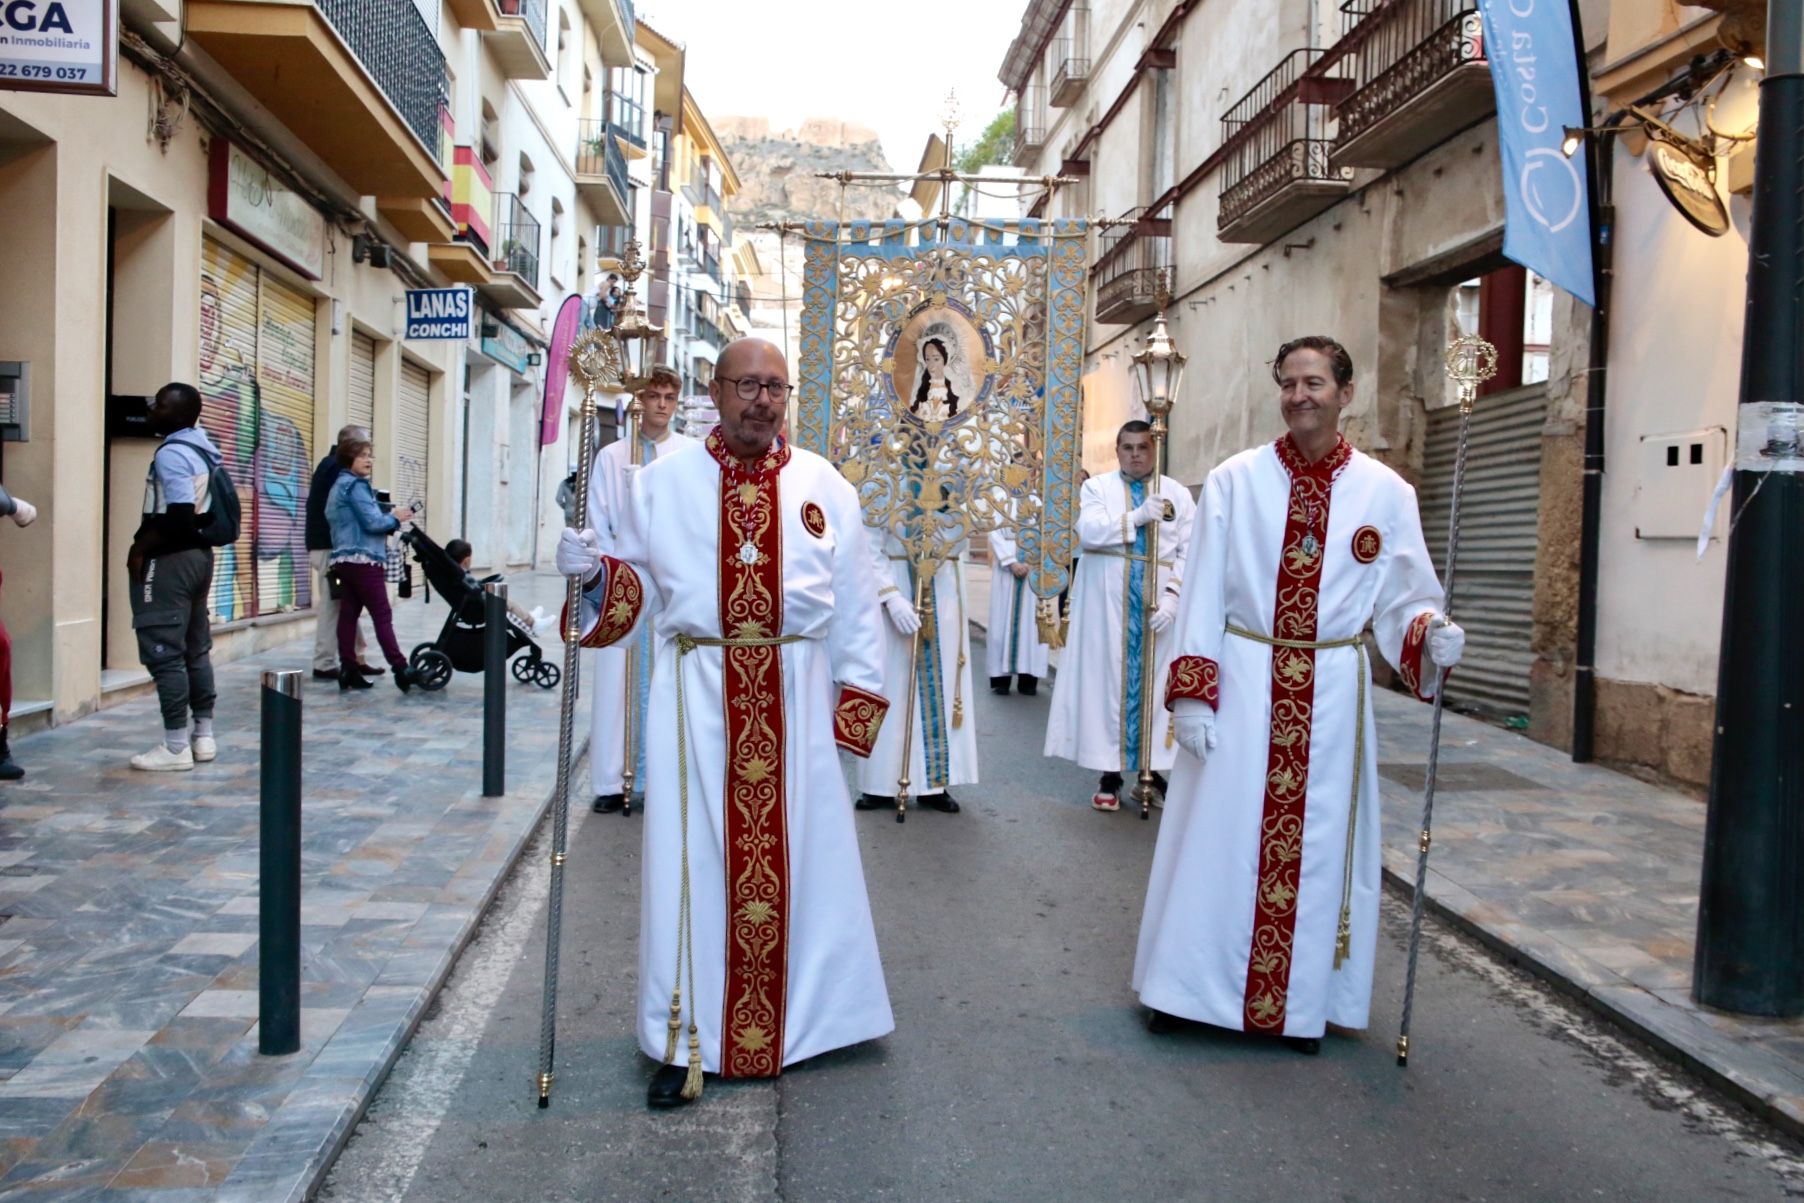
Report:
971,558,1804,1137
0,572,575,1201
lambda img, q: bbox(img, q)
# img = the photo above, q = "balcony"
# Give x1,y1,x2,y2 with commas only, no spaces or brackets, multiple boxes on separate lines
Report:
685,176,724,230
431,149,495,286
1218,49,1354,245
1328,0,1492,169
1012,87,1046,166
596,220,636,266
576,119,632,227
1050,40,1089,107
700,246,722,285
488,0,551,80
1094,204,1172,326
692,311,726,351
481,193,542,309
605,89,647,149
185,0,446,200
580,0,636,67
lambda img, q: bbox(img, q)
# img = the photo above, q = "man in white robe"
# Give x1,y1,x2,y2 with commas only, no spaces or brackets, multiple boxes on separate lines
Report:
586,367,694,815
557,339,894,1108
856,527,977,815
986,522,1050,695
1043,422,1195,811
1136,335,1465,1053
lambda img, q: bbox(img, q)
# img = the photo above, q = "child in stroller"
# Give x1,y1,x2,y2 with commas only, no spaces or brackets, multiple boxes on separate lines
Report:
399,528,560,690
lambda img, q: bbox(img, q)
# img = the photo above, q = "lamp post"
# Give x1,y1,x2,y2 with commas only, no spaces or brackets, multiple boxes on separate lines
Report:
1127,285,1186,821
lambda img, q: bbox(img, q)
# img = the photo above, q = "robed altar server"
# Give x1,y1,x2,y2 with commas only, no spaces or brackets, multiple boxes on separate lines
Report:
1043,422,1195,811
985,520,1050,695
857,525,978,815
557,339,895,1108
586,367,695,815
1136,336,1464,1052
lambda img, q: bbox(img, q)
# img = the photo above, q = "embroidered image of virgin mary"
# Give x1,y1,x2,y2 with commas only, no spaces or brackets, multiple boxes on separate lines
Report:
889,306,986,430
912,337,961,421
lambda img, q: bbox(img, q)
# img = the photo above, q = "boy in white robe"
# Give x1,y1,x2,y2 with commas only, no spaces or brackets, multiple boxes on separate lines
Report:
1136,335,1465,1053
986,522,1050,695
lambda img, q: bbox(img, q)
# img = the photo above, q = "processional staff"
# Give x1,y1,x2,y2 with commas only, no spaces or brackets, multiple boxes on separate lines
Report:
535,243,660,1108
1396,333,1497,1067
1127,285,1187,821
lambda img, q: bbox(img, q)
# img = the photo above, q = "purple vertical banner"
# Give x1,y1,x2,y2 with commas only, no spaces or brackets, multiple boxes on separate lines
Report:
542,294,586,446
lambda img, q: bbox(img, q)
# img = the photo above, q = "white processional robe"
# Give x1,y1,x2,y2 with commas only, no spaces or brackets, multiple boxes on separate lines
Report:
1135,435,1445,1039
859,530,979,796
569,431,895,1076
985,526,1050,681
1043,470,1195,774
586,430,693,796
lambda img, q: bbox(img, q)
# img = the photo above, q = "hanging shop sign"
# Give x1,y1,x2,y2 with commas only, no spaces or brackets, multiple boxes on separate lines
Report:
405,287,473,340
208,139,327,279
1648,138,1730,238
0,0,116,97
480,315,532,375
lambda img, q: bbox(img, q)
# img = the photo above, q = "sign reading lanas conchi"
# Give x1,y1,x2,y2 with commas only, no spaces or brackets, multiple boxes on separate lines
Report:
0,0,116,97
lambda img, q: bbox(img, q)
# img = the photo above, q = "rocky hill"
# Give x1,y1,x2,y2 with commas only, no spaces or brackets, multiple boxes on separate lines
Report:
716,116,906,226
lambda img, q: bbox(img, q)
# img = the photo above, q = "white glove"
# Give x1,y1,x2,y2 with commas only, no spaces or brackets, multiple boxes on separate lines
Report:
1130,497,1170,527
1148,592,1179,634
8,498,35,528
881,594,922,636
1428,615,1465,669
556,527,603,580
1171,698,1218,762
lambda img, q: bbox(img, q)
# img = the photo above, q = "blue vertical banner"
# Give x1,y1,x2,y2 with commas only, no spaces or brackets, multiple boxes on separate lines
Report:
1478,0,1596,307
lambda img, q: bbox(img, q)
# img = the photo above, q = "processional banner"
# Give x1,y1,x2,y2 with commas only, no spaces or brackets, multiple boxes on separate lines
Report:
793,217,1089,597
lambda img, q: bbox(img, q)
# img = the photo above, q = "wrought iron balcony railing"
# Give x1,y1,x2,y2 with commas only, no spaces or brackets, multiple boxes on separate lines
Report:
576,118,631,203
701,246,722,284
1218,49,1353,235
1331,0,1486,155
493,192,541,286
1013,87,1046,165
316,0,447,155
1051,40,1090,106
1093,203,1172,325
498,0,548,52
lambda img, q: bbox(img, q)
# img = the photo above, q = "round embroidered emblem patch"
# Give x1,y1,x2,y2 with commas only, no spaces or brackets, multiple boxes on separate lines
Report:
801,501,827,539
1352,525,1382,564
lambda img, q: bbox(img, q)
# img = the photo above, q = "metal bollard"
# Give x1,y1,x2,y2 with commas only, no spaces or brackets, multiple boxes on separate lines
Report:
259,670,302,1056
484,582,507,798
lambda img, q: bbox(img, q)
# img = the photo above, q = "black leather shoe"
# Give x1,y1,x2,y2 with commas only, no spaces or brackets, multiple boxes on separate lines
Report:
1146,1008,1181,1035
356,662,387,676
855,793,893,811
313,668,340,682
1017,674,1038,696
647,1064,695,1110
1283,1036,1322,1056
592,793,626,814
918,792,960,814
393,665,416,694
339,667,373,692
989,675,1011,695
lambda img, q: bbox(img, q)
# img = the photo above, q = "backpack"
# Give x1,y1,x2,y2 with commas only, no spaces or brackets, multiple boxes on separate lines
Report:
191,445,241,548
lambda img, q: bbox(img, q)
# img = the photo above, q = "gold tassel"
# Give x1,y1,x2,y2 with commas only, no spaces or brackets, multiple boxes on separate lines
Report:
1165,716,1175,750
1333,911,1352,969
663,993,681,1063
953,697,964,729
681,1027,704,1100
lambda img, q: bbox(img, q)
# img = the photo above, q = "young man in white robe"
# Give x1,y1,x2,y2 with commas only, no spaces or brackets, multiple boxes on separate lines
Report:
585,367,694,816
856,527,978,815
986,521,1050,695
1043,422,1195,811
1136,335,1465,1054
557,338,895,1109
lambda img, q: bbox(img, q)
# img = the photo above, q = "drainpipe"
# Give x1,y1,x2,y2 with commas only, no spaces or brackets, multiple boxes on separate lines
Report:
1571,132,1614,764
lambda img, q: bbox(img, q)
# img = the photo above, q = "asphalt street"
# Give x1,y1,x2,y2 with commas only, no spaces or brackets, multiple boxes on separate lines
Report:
323,668,1804,1203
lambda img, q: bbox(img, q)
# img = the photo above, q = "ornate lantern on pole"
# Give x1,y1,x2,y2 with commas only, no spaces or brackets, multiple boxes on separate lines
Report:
1126,280,1186,820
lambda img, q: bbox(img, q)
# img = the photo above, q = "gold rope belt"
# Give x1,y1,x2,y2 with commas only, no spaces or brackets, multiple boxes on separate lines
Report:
1224,624,1368,970
662,630,806,1101
1086,547,1174,566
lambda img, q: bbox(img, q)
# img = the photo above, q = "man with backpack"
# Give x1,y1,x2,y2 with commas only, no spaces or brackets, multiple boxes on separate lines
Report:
126,382,234,771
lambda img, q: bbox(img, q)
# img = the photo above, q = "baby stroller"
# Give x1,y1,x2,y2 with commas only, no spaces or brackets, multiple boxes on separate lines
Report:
399,527,561,691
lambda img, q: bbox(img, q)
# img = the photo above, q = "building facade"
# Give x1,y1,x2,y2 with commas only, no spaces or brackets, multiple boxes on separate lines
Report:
0,0,633,729
1001,0,1754,788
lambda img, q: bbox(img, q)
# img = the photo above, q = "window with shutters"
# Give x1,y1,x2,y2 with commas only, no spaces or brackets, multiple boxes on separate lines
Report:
197,236,318,623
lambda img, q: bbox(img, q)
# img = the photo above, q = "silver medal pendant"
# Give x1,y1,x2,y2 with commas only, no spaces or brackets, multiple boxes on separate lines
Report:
1302,533,1320,558
738,541,760,566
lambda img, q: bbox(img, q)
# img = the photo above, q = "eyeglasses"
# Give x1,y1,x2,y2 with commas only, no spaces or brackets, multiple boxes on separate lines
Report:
718,375,795,402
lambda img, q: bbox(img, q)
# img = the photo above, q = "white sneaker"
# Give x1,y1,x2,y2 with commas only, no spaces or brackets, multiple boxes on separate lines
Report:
131,744,194,772
192,735,218,763
531,607,556,639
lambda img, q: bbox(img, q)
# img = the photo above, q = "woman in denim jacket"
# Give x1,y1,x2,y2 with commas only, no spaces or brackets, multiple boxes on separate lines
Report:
325,436,418,692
